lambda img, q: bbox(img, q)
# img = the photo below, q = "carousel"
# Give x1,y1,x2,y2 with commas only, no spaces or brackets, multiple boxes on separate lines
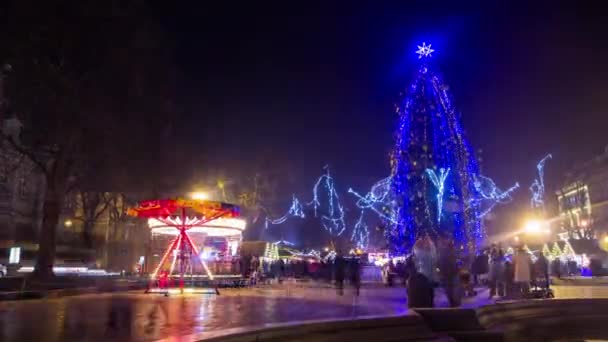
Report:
127,198,245,294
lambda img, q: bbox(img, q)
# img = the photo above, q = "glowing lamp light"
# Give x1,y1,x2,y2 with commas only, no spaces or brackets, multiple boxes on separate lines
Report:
523,219,543,234
581,219,589,228
64,219,73,228
190,192,208,200
603,236,608,243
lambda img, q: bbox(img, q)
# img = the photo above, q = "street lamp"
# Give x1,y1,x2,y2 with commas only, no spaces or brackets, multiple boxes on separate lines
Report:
190,191,208,200
523,219,542,234
523,219,550,235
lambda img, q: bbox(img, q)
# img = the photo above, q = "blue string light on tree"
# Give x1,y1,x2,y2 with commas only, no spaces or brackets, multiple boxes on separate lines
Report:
348,176,398,248
470,175,519,218
264,195,305,228
425,168,450,223
390,42,484,253
309,166,347,236
530,154,552,212
266,166,346,238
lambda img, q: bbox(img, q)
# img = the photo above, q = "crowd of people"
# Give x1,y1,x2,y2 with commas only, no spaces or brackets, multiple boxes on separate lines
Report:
237,236,576,307
381,236,560,308
239,254,362,293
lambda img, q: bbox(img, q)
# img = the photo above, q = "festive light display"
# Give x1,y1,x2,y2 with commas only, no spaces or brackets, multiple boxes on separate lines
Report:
265,195,305,228
127,198,242,291
309,167,347,236
349,176,397,224
351,211,369,248
530,154,552,211
265,168,346,237
389,43,483,253
425,168,450,222
348,176,398,248
470,174,520,218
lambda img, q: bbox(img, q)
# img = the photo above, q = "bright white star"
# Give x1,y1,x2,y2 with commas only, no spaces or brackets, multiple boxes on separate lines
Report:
416,42,435,59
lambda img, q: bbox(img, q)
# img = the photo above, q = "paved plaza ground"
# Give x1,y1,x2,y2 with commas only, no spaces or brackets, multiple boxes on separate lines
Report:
0,284,606,342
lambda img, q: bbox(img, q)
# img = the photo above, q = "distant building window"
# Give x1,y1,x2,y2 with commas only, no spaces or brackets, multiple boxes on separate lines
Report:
9,247,21,264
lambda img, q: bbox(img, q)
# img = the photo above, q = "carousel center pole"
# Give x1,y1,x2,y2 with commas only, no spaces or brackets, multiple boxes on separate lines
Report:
179,207,187,293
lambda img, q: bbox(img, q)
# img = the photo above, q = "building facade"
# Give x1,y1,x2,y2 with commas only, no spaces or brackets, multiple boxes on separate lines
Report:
556,145,608,241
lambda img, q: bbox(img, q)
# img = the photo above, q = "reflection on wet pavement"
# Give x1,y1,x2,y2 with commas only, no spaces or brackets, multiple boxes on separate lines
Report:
0,285,605,341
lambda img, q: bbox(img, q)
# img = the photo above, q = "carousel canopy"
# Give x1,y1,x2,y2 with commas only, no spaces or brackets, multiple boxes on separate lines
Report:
127,198,240,219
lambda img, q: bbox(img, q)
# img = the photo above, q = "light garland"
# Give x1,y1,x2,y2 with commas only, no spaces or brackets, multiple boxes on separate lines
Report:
348,176,398,248
425,167,450,222
309,167,347,236
265,167,346,237
530,154,552,211
265,195,305,228
470,174,519,218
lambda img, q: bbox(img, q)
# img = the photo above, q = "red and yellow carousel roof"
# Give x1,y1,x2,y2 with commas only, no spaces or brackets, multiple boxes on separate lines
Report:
127,198,240,219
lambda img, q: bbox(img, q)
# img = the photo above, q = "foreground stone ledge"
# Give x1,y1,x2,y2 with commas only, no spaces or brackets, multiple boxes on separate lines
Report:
185,314,451,342
190,299,608,342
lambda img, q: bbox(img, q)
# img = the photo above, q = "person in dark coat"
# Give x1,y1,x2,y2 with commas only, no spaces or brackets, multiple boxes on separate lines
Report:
350,257,362,296
334,254,346,295
472,251,489,285
438,237,460,307
407,271,434,308
535,254,549,289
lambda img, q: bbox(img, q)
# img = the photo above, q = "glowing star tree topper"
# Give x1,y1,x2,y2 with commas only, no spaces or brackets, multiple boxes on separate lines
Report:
416,42,435,59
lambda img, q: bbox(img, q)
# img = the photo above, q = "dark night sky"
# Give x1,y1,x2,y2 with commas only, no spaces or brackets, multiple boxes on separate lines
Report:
153,1,608,235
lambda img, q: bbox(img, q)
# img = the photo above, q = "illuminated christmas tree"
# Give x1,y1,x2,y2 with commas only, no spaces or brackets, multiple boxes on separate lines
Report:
389,43,483,253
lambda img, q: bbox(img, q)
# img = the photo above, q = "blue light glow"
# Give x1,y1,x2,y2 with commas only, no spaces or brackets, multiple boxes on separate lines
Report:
530,154,552,211
425,168,450,222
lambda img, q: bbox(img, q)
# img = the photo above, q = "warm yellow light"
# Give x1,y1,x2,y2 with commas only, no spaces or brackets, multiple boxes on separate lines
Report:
523,219,542,234
514,236,520,242
190,192,208,200
603,236,608,243
64,219,73,228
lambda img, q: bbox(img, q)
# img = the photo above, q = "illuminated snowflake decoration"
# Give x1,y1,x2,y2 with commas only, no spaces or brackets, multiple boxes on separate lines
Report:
416,42,435,59
425,168,450,222
530,154,552,210
470,174,520,218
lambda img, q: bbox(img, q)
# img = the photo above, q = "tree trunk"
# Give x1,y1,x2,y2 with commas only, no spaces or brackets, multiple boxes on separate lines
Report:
82,221,94,249
32,186,60,280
